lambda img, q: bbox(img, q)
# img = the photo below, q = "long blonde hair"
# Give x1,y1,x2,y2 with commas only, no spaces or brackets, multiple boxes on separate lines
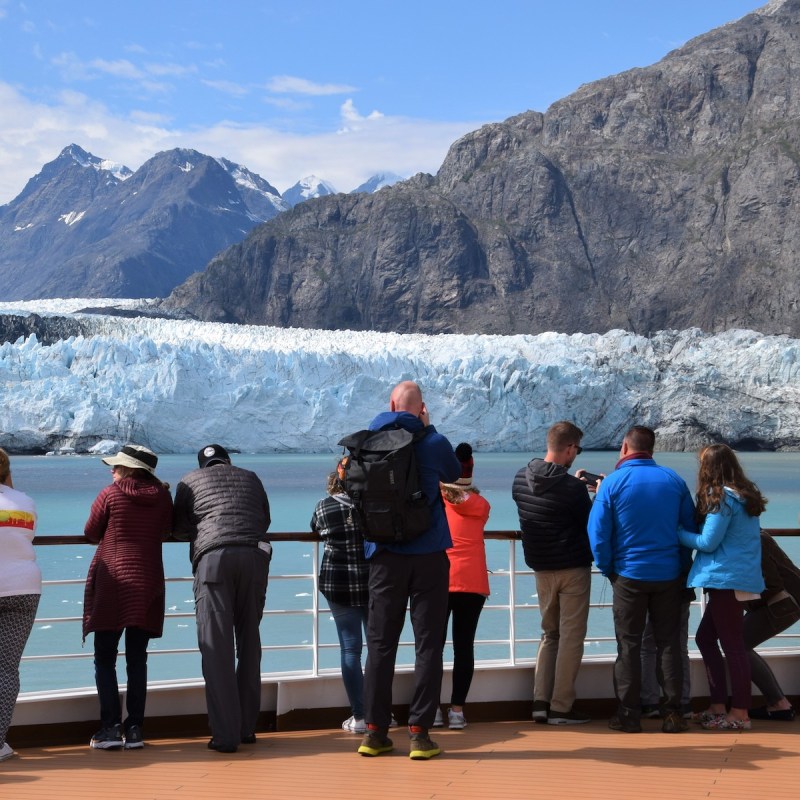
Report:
440,484,480,504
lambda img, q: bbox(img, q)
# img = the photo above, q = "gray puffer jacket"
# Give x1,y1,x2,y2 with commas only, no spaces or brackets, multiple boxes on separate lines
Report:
172,463,271,570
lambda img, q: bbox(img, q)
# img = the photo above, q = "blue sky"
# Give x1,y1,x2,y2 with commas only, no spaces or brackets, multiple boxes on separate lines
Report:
0,0,770,202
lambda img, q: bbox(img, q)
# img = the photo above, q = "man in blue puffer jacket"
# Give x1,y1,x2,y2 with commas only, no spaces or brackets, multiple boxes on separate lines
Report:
588,426,696,734
357,381,460,761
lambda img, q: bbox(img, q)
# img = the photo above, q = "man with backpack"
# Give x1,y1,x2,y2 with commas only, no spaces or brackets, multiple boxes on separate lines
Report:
354,381,461,760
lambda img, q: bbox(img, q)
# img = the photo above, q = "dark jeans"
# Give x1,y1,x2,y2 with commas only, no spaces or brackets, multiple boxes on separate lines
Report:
743,595,800,704
329,601,369,718
445,592,486,706
94,626,151,730
696,588,751,709
611,575,684,719
363,549,449,731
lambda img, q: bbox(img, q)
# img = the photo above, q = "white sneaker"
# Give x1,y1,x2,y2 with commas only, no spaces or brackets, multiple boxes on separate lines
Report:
0,743,14,762
341,715,367,734
448,708,467,729
433,707,444,727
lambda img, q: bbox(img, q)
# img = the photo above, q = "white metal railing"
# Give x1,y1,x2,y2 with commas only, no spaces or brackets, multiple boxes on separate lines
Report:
22,531,800,690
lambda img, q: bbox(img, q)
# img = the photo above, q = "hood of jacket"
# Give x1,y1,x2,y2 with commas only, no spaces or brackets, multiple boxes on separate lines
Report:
114,476,166,506
525,458,570,496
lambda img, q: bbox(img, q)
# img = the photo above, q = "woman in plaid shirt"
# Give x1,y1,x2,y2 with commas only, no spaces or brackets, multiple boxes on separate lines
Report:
311,472,370,734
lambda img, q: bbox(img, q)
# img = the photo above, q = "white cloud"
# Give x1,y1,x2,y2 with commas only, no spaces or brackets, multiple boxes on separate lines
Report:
89,58,144,80
145,61,197,78
266,75,357,96
0,80,482,203
202,79,249,97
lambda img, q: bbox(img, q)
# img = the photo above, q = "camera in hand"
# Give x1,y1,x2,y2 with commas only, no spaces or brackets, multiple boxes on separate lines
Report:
580,471,603,488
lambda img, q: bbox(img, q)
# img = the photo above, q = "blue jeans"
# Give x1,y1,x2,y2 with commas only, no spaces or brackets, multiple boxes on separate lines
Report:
329,601,368,718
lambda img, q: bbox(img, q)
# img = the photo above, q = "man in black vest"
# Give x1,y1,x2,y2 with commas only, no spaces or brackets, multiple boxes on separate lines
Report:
512,421,594,725
173,444,271,753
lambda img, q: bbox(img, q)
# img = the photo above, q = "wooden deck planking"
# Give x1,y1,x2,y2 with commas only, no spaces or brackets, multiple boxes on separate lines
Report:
2,721,799,800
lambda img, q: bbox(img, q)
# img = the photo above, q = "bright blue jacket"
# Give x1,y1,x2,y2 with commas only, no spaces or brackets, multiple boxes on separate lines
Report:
363,411,461,557
588,457,696,581
678,488,765,593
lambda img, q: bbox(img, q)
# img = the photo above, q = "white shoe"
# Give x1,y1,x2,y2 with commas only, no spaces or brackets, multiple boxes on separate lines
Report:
341,715,367,734
0,743,14,762
448,708,467,729
433,707,444,727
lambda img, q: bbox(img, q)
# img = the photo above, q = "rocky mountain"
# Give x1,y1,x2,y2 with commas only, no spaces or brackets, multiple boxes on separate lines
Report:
163,0,800,337
0,145,288,300
281,175,338,208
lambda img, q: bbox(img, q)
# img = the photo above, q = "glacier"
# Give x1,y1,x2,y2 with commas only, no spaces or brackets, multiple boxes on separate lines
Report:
1,299,799,454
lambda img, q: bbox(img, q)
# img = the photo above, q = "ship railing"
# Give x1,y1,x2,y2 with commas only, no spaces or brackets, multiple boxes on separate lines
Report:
22,529,800,693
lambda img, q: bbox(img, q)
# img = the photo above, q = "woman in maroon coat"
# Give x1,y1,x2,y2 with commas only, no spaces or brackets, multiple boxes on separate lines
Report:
83,445,172,750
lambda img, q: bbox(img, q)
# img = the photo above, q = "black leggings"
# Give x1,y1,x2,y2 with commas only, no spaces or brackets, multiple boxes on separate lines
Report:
445,592,486,706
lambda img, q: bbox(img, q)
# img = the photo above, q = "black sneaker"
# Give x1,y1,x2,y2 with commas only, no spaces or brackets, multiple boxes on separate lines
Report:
661,710,689,733
749,705,795,721
123,725,144,749
90,723,124,749
208,738,238,753
357,730,393,757
608,715,642,733
547,708,591,725
641,704,662,719
532,700,550,724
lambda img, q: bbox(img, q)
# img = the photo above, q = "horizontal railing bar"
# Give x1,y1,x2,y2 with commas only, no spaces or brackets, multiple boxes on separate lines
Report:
30,529,800,546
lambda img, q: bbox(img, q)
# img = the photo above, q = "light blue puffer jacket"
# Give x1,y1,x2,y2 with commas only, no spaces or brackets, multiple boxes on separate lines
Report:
678,488,765,593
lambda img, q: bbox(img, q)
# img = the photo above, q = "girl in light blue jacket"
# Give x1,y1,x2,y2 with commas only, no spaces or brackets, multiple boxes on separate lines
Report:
679,444,766,731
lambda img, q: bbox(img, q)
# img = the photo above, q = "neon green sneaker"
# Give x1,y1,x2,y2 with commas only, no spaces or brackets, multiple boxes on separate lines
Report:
409,732,441,760
357,731,393,757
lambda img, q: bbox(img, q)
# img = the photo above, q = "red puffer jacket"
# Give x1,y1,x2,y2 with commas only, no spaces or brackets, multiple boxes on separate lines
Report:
82,475,173,639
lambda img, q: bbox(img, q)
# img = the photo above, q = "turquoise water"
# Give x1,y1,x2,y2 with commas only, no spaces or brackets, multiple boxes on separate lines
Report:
10,451,800,692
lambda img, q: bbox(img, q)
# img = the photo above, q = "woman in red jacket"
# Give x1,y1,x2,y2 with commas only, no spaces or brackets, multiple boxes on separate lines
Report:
83,445,172,751
437,443,490,729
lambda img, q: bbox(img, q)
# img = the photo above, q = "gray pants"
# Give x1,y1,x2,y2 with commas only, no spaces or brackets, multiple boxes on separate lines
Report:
194,546,270,748
641,599,692,707
743,595,800,705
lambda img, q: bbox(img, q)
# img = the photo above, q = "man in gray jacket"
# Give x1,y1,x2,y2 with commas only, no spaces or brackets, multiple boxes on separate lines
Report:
173,444,271,753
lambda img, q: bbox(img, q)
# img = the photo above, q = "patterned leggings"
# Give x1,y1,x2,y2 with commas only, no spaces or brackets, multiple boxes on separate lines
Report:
0,594,40,746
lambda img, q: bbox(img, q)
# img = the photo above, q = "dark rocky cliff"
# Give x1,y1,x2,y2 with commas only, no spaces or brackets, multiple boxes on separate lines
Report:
163,0,800,336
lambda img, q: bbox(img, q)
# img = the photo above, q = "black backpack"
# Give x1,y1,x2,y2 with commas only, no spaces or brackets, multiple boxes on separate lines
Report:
337,426,432,544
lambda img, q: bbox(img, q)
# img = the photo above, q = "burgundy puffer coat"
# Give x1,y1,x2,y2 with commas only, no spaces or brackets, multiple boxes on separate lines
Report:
82,475,173,639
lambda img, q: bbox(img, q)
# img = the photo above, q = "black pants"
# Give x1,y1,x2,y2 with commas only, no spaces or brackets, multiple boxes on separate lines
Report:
611,575,684,719
363,549,449,731
446,592,486,706
94,626,150,730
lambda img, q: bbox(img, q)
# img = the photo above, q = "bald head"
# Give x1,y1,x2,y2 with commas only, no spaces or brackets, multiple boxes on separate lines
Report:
389,381,423,415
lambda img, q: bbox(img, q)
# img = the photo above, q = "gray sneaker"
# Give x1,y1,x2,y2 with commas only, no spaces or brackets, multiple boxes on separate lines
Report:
409,732,441,760
357,730,393,757
548,708,590,725
124,725,144,749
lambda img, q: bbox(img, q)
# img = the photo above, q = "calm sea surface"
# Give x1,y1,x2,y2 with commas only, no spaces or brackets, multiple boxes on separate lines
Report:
11,451,800,693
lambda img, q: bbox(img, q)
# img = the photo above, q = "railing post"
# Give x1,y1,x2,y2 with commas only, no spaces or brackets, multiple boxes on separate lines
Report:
508,538,517,666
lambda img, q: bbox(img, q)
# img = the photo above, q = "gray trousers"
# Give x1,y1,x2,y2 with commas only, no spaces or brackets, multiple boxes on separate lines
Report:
640,599,692,706
194,546,270,748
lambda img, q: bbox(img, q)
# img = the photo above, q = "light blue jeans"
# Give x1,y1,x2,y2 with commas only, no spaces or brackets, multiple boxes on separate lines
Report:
329,601,368,718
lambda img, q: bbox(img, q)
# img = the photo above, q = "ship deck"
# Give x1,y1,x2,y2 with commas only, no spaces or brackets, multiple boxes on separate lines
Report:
3,718,799,800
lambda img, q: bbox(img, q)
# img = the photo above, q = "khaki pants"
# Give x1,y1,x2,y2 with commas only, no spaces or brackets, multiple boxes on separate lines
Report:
533,567,591,714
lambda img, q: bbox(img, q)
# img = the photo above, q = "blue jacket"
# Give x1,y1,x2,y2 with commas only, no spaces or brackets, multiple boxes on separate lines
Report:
588,457,696,581
364,411,461,557
678,489,765,593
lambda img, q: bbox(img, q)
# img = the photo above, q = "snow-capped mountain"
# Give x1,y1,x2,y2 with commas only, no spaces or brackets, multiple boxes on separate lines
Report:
0,145,288,301
281,175,338,207
351,172,404,194
1,300,798,454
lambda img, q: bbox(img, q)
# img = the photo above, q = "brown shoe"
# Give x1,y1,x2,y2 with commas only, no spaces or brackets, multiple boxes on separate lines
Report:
662,710,689,733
